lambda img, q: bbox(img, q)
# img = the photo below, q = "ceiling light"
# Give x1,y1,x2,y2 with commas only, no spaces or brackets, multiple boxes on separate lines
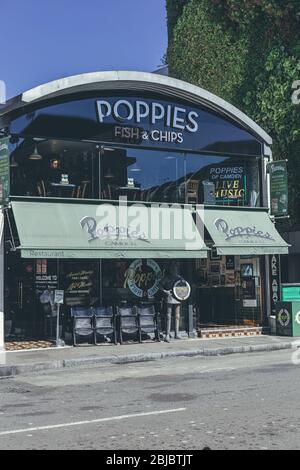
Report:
29,145,42,161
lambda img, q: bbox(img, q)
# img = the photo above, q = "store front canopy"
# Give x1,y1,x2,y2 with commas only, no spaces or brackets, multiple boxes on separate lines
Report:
11,201,208,259
199,208,289,256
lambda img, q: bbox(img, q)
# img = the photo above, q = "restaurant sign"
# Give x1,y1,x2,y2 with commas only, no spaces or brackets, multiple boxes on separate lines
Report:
209,165,246,205
267,160,288,218
96,98,199,146
214,218,275,242
0,137,10,205
270,254,281,316
125,259,163,298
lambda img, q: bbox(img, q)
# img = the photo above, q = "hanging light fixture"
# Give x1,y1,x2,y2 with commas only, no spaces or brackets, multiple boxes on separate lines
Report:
29,144,42,161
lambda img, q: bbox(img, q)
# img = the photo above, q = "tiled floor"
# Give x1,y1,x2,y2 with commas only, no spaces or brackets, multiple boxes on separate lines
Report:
5,341,55,351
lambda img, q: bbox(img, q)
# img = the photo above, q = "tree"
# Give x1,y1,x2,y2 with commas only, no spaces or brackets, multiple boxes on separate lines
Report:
166,0,300,223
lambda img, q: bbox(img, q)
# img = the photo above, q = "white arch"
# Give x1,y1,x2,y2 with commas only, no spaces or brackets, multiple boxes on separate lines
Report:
18,70,270,145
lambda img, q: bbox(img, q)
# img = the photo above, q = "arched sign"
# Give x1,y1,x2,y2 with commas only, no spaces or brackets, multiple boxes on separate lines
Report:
126,259,162,298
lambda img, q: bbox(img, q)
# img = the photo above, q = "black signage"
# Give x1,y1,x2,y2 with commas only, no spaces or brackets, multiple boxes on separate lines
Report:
270,254,281,316
267,160,288,218
209,165,246,205
10,96,263,155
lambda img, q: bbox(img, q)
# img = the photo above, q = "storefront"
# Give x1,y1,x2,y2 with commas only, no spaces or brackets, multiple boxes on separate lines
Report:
0,71,289,347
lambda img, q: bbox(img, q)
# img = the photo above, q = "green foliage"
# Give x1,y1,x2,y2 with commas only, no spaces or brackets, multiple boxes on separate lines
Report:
166,0,190,39
166,0,300,223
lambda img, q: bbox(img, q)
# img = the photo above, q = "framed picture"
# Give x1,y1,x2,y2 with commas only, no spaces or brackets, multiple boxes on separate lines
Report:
199,270,208,284
209,275,220,286
220,275,226,286
199,258,207,268
210,263,220,274
226,255,235,271
210,248,221,261
241,263,254,278
225,273,235,285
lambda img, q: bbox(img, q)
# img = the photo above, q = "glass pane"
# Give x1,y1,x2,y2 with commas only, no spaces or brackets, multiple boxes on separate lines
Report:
101,148,186,203
186,153,260,207
10,138,97,199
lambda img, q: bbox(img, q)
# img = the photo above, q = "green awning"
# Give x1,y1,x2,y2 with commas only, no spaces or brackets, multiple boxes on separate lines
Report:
198,208,289,256
12,201,208,259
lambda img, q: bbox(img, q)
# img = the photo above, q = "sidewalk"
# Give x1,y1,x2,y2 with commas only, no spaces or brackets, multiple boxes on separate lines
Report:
0,335,298,378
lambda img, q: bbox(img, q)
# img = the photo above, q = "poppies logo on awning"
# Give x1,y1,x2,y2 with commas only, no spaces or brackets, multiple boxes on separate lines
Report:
80,216,149,244
214,218,275,242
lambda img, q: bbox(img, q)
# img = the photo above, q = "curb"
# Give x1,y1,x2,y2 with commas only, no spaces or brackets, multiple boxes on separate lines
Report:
0,341,296,378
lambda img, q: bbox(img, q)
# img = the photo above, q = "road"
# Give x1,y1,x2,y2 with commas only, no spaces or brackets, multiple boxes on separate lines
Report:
0,349,299,450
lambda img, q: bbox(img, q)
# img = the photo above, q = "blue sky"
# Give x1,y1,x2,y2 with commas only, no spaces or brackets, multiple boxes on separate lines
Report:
1,0,168,98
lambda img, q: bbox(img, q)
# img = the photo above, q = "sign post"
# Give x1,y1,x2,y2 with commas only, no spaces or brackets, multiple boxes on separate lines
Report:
54,290,65,348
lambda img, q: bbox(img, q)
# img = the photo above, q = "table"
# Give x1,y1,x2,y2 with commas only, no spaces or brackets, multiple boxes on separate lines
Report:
117,186,142,200
50,183,77,198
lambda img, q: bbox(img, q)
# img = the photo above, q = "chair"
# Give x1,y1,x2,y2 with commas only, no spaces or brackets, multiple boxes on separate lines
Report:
186,179,199,204
137,304,160,342
116,305,140,344
71,307,94,346
37,180,47,197
76,181,89,199
93,306,117,345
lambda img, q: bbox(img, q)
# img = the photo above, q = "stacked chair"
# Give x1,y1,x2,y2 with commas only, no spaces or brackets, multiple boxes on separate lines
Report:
71,304,160,346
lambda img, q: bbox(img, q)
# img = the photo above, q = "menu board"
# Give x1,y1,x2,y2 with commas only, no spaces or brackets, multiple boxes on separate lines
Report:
64,268,98,306
0,137,10,204
268,160,288,217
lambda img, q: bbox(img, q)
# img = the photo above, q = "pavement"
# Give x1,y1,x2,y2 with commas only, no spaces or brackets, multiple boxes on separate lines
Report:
0,334,299,378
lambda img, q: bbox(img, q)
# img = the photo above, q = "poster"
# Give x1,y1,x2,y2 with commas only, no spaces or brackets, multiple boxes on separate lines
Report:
64,268,97,306
0,137,10,205
35,259,58,296
209,165,246,205
267,160,288,217
226,255,235,270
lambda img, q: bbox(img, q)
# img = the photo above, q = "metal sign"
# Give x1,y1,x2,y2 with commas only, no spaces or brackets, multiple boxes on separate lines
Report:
0,137,10,205
267,160,288,218
54,290,64,305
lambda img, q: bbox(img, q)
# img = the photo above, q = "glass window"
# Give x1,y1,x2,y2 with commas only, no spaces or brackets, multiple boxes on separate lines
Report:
186,153,261,207
100,148,186,204
9,137,261,207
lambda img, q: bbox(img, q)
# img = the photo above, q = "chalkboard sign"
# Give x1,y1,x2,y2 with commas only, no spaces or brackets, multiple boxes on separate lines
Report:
0,137,10,205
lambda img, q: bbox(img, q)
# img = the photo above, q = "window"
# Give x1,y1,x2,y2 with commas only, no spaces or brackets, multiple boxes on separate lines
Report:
10,137,261,207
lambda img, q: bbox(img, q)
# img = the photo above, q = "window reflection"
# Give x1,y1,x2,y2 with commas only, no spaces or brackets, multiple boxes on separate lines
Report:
10,137,261,207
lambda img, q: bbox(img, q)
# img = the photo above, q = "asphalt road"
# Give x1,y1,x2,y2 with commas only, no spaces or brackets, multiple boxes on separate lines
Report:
0,349,299,450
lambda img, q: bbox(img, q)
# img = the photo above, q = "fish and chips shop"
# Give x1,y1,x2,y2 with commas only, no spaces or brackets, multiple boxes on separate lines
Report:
0,71,289,348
